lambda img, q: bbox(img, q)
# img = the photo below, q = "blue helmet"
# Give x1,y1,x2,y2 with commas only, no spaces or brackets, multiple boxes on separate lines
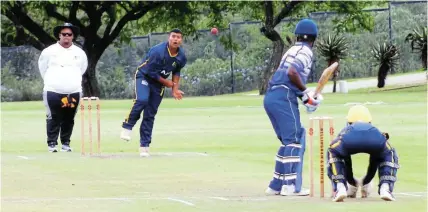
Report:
294,19,318,38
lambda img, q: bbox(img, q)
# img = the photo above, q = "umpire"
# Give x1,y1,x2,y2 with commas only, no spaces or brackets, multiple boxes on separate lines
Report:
38,23,88,152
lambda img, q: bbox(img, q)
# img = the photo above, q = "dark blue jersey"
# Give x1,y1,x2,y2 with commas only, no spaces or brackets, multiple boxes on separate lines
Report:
136,42,187,84
331,122,388,156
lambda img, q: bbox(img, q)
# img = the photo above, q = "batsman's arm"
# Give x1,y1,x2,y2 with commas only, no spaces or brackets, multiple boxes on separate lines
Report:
287,51,311,94
288,66,307,92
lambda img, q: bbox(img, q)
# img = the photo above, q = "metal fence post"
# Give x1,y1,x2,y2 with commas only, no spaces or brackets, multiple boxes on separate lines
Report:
229,23,235,94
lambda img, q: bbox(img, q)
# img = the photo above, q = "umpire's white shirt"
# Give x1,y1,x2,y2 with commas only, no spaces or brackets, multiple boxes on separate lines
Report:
38,42,88,94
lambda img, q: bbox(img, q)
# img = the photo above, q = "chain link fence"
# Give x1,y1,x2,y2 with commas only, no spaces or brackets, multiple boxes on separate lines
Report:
1,1,426,101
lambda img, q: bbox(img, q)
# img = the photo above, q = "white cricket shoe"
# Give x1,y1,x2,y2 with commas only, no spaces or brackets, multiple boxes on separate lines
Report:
139,147,150,157
347,183,358,198
361,180,373,198
265,187,280,195
48,145,58,153
120,128,132,141
280,184,310,196
60,145,72,152
332,183,347,202
380,183,396,201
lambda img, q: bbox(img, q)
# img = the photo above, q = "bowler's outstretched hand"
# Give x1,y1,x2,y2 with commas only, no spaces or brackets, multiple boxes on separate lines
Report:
173,89,184,100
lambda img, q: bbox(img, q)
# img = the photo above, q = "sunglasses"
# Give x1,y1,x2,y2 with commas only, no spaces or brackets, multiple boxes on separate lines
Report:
61,33,73,37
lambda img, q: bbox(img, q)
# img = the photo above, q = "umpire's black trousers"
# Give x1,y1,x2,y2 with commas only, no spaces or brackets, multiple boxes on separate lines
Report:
43,91,81,146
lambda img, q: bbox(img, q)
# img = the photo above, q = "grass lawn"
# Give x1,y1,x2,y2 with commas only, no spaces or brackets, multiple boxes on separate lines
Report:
1,84,426,212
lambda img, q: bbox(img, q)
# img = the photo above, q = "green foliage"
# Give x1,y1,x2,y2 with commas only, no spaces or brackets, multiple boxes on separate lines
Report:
98,66,133,99
405,26,427,68
372,42,400,69
180,57,232,96
372,42,400,88
1,61,43,101
317,33,349,63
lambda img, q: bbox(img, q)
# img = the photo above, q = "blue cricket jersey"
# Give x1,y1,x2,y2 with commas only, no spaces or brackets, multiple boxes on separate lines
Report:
136,42,187,86
268,42,314,96
335,122,388,155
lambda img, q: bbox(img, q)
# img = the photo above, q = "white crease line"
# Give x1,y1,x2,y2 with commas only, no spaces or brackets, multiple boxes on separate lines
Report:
396,193,424,197
17,156,29,160
210,197,229,201
167,197,195,206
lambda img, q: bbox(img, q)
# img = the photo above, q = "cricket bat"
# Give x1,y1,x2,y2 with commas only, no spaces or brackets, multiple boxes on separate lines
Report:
313,62,339,98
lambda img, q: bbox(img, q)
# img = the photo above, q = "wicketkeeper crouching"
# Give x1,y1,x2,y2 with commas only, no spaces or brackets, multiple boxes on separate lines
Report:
326,105,399,202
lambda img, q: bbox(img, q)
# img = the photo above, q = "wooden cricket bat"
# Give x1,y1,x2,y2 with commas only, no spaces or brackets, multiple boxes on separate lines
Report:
313,62,339,98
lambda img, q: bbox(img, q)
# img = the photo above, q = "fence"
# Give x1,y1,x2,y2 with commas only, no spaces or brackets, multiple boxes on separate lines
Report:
1,1,426,101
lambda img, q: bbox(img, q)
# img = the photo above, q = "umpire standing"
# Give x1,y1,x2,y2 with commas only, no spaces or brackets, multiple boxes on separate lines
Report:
38,23,88,152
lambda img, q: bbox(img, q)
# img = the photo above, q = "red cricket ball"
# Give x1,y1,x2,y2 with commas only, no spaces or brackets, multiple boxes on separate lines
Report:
211,27,218,35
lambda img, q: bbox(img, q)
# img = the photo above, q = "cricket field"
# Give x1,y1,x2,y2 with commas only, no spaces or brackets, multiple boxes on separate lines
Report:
1,84,426,212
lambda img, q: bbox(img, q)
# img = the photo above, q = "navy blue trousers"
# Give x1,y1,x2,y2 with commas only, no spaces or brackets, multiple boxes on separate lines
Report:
122,77,164,147
327,124,399,192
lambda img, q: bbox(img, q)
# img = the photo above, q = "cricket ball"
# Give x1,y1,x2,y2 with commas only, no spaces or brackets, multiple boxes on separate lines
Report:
211,27,218,35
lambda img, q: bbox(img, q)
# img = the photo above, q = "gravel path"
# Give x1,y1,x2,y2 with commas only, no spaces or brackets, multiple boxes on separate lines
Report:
311,72,427,93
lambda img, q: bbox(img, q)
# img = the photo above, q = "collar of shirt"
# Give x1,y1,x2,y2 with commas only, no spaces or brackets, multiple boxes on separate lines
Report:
295,42,312,49
56,42,75,50
166,42,180,57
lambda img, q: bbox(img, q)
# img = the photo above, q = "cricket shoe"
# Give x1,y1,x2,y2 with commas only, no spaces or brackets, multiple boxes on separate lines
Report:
347,182,358,198
280,185,310,196
332,183,347,202
265,187,280,196
120,128,132,141
380,183,396,201
48,145,58,153
60,145,72,152
361,180,373,198
139,147,150,157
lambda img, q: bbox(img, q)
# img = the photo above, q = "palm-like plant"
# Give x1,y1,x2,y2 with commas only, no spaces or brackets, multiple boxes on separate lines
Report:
405,26,427,69
317,33,349,93
372,42,399,88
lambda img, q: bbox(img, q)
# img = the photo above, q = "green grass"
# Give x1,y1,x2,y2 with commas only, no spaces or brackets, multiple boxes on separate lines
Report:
1,85,427,212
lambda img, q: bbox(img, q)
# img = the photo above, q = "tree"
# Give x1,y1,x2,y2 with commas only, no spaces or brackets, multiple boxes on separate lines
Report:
317,33,349,93
237,1,380,94
405,26,427,70
1,1,237,97
372,42,399,88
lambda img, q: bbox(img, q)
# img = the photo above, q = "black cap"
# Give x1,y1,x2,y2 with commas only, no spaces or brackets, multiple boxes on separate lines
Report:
169,28,183,35
53,23,80,39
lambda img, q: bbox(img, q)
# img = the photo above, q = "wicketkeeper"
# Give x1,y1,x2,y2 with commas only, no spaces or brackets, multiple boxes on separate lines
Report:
327,105,399,202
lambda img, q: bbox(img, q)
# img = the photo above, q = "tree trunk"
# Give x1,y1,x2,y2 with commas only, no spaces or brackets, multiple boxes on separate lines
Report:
259,38,285,95
422,48,427,69
332,77,337,93
82,58,100,97
377,64,389,88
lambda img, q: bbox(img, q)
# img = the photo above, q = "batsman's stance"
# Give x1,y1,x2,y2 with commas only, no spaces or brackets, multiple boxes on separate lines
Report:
264,19,322,196
120,28,187,157
327,105,399,202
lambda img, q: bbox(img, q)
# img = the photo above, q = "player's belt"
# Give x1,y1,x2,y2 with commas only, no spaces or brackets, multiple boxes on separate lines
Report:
271,85,290,90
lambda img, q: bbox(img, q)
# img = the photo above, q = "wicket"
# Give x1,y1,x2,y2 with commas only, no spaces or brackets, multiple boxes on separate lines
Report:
80,96,101,156
308,116,334,198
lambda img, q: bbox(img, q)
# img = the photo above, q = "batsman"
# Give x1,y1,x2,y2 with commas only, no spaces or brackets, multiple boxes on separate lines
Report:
264,18,323,196
327,105,399,202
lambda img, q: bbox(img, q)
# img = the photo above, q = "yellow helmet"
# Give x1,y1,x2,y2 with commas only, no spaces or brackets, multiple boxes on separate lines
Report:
346,105,372,123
